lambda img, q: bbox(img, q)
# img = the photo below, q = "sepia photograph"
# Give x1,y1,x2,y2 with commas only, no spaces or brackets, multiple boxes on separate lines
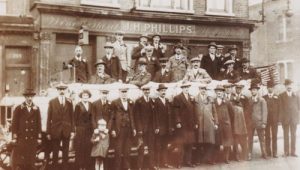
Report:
0,0,300,169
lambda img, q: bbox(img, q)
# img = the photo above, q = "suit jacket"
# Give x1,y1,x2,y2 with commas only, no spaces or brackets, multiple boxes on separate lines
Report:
89,73,116,84
249,97,268,128
92,99,113,129
103,55,122,81
279,92,300,125
113,41,131,71
111,99,136,134
132,43,145,69
153,97,172,136
129,71,151,87
153,68,172,83
143,56,161,79
263,94,280,125
151,42,165,59
183,68,212,83
239,67,261,84
133,96,155,135
46,97,74,139
219,69,240,83
224,56,242,70
74,102,93,128
201,54,219,79
68,58,90,83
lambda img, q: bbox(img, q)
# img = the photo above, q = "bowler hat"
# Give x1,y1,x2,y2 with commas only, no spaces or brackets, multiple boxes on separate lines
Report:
224,60,235,65
56,82,68,90
79,89,92,98
94,59,106,67
157,84,168,90
104,42,114,48
23,89,36,96
159,57,168,62
249,83,260,90
214,85,225,91
100,89,109,94
284,79,293,85
228,45,238,51
241,58,250,63
152,33,161,39
208,42,217,49
223,83,233,88
119,87,129,92
234,84,245,89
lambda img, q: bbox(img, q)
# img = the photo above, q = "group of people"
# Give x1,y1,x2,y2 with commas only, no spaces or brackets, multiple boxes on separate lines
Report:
65,32,260,86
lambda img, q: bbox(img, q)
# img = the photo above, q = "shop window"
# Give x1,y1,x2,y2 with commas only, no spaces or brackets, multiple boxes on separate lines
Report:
136,0,194,14
0,0,6,15
206,0,234,16
81,0,120,8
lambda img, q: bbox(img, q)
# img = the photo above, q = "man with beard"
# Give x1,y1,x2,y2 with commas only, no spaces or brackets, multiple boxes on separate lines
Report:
134,86,156,170
239,58,261,84
90,59,116,84
11,89,42,170
201,42,219,79
153,57,172,83
46,83,74,170
183,56,212,83
65,45,90,83
132,34,149,70
151,33,167,59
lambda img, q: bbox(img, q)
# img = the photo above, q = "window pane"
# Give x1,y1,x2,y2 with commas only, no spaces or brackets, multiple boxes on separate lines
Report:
208,0,226,12
140,0,190,10
0,0,6,15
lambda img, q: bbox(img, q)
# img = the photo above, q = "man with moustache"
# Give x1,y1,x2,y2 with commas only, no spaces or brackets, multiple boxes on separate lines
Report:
239,58,261,84
220,60,240,83
132,34,149,70
134,86,156,170
201,42,219,79
153,57,172,83
46,83,74,169
279,79,300,157
90,59,116,84
140,45,161,79
151,34,167,59
183,56,212,83
110,87,137,170
11,89,42,170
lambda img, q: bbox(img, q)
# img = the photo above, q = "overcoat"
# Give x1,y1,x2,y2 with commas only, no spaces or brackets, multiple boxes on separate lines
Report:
152,97,172,136
92,99,113,129
102,55,123,81
167,55,189,82
263,94,280,125
279,92,300,125
153,68,172,83
248,97,268,128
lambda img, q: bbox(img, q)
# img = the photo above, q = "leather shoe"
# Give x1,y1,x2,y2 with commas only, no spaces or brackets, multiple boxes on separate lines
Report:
262,154,268,159
225,160,230,164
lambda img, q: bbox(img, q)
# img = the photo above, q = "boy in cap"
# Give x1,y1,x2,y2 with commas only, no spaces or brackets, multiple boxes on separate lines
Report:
153,57,172,83
11,89,42,170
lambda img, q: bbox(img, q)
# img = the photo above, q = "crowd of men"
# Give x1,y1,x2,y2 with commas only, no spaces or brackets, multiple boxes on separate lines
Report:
10,31,300,170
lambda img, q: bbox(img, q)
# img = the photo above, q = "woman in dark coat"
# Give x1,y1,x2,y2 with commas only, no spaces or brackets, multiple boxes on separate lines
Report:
74,90,94,170
214,85,234,164
11,89,42,170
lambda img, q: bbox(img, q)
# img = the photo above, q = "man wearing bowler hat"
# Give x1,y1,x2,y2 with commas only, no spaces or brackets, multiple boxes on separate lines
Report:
11,89,42,170
183,56,212,83
113,31,131,82
151,33,167,59
90,59,116,84
247,83,268,160
128,57,151,87
102,42,123,81
263,80,280,158
239,58,261,84
153,57,172,83
201,42,219,79
279,79,300,157
46,83,74,169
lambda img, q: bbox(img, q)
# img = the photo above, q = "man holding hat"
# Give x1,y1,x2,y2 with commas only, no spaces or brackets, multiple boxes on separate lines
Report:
248,83,268,160
183,56,212,83
113,31,131,82
172,82,198,167
46,83,74,169
239,58,261,84
279,79,300,157
103,42,123,82
167,44,189,82
133,86,156,170
132,34,150,69
263,80,280,158
65,45,91,83
153,57,172,83
201,42,219,79
151,33,167,59
90,59,116,84
220,60,240,83
128,57,151,87
11,89,42,170
110,87,136,170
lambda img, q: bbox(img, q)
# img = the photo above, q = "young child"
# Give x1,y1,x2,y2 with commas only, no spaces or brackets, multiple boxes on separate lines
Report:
91,119,109,170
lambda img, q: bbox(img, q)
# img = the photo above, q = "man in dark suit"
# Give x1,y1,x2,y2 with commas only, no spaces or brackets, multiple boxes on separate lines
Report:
65,45,90,83
11,89,42,170
151,34,167,59
263,81,280,158
153,57,172,83
110,88,137,170
134,86,156,170
239,58,261,84
46,83,74,169
173,82,198,167
201,42,219,79
141,45,161,79
132,34,149,70
279,79,300,157
224,45,242,70
153,84,172,168
216,45,226,76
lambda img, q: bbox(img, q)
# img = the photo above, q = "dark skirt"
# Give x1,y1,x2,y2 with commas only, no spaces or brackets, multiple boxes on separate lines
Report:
74,126,93,167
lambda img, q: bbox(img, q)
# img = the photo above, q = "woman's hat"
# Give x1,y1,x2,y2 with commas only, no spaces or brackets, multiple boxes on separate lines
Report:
79,89,92,98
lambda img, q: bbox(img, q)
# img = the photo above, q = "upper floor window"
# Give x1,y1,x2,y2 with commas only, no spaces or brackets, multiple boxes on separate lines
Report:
81,0,120,8
206,0,234,16
0,0,7,15
136,0,194,14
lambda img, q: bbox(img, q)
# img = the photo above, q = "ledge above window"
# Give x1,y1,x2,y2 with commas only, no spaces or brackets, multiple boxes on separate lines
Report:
205,11,235,17
81,0,120,8
135,6,195,14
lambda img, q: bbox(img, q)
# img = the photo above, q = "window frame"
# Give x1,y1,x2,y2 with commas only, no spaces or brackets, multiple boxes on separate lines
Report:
205,0,234,17
135,0,195,14
0,0,7,15
80,0,120,8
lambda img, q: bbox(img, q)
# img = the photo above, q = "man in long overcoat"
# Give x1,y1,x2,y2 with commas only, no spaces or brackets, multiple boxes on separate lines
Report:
279,79,300,157
11,89,42,170
46,83,75,169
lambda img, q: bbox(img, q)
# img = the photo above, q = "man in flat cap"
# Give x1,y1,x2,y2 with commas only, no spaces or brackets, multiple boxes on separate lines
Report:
113,31,131,82
132,34,150,70
90,59,116,84
239,58,261,84
110,87,136,170
183,56,212,83
219,60,240,83
46,83,74,169
153,57,172,83
151,34,167,59
279,79,300,157
128,58,151,87
201,42,219,79
65,45,91,83
11,89,42,170
102,42,123,82
263,80,280,158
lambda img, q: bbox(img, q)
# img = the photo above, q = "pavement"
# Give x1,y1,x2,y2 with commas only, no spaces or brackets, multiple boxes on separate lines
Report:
161,125,300,170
